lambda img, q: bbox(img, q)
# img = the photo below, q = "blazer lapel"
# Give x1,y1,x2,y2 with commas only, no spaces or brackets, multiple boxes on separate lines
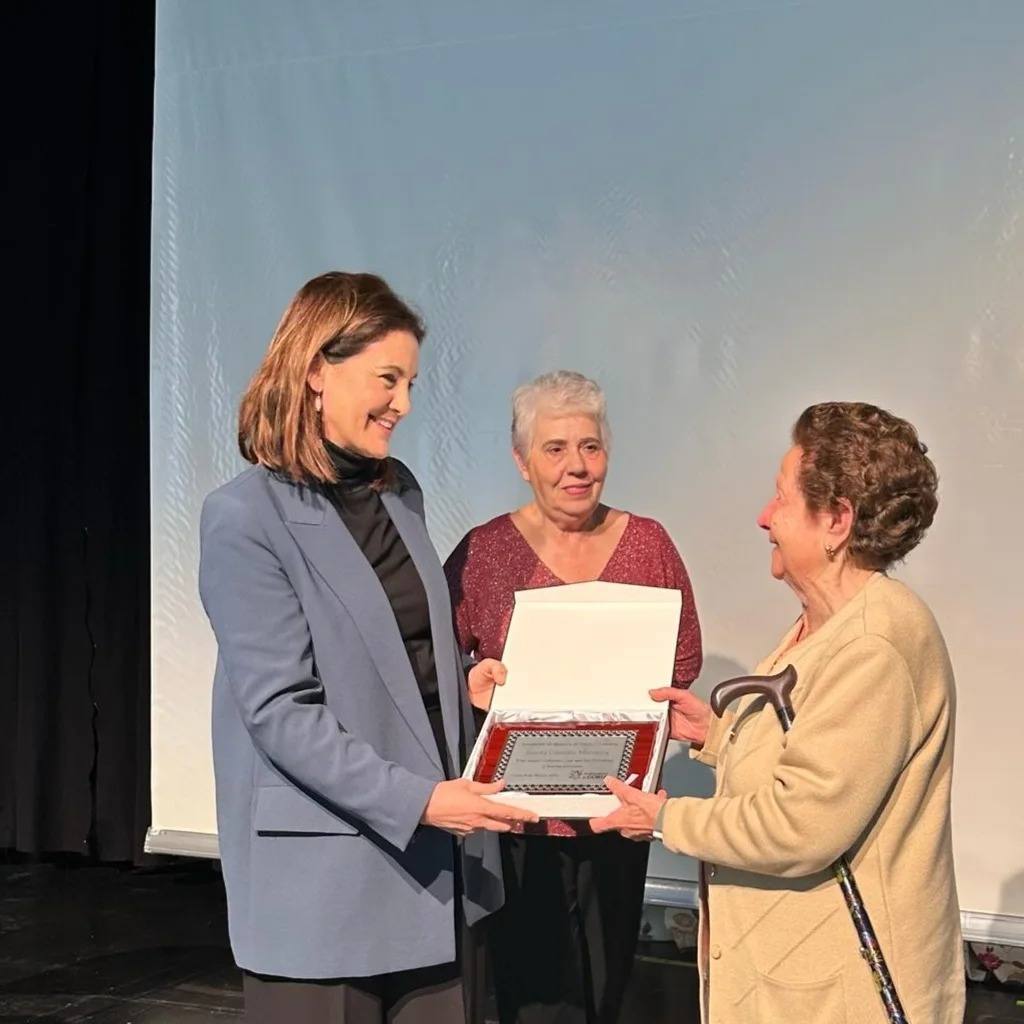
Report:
382,489,462,776
266,474,444,774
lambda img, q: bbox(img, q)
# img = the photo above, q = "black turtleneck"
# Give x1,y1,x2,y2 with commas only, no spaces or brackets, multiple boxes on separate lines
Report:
322,440,450,777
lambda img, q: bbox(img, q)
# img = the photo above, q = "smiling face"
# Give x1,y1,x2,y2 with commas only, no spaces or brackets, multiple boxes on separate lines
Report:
307,329,419,458
514,411,608,524
756,445,831,586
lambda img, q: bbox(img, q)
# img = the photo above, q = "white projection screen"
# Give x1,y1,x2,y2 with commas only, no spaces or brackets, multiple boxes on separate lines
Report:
149,2,1024,943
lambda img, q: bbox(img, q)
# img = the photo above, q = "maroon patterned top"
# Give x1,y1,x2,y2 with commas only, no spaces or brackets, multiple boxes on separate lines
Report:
444,512,702,837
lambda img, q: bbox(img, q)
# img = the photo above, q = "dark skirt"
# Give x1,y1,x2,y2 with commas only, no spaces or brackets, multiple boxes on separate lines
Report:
488,832,650,1024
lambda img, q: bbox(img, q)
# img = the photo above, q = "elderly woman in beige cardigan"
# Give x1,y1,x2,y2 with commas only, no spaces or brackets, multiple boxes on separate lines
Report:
592,402,964,1024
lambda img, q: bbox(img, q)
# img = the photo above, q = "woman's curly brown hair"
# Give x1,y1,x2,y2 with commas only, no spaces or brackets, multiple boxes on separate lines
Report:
792,402,938,571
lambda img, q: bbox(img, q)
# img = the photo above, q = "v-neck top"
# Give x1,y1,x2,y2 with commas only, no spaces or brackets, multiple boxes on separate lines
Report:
445,512,702,686
506,510,634,585
321,441,449,775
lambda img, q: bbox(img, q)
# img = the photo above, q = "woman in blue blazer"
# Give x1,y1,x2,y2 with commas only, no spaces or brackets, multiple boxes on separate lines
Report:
199,272,537,1024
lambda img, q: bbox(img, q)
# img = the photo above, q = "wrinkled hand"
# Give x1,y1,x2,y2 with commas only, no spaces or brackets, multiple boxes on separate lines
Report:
467,658,507,710
649,686,711,747
589,777,667,841
421,778,539,837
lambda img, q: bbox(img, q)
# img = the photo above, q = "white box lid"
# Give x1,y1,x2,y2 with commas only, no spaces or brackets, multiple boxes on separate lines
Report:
493,580,681,712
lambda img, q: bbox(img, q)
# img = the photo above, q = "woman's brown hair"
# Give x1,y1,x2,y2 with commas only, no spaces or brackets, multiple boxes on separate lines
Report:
238,271,424,483
792,401,938,571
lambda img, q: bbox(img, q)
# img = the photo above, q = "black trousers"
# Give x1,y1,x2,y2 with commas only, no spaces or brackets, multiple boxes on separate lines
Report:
489,833,650,1024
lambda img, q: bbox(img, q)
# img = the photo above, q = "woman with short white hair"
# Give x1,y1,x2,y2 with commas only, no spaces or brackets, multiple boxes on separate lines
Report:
444,370,703,1024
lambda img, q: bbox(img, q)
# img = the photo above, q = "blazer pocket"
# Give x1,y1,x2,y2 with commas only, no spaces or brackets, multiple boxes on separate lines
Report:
754,970,846,1023
253,786,359,836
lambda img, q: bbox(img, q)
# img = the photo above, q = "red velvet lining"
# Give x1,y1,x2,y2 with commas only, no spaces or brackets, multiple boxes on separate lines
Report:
473,720,658,791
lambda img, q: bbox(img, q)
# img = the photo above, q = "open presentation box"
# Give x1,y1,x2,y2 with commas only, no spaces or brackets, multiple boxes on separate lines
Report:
462,580,681,819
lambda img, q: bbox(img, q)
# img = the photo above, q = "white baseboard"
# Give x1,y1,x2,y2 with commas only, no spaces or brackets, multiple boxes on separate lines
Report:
645,876,699,909
960,909,1024,946
144,827,220,858
643,877,1024,948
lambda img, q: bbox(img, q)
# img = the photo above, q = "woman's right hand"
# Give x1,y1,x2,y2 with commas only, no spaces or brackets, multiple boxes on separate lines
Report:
649,687,711,747
466,658,507,711
421,779,540,837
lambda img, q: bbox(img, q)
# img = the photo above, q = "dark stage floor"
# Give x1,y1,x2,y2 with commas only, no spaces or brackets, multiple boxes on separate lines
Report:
0,861,1019,1023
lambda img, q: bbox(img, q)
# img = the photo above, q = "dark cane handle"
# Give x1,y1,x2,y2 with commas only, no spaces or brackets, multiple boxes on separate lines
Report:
709,665,798,726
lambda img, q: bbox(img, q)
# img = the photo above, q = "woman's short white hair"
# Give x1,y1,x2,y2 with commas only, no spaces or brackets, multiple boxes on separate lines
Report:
511,370,611,458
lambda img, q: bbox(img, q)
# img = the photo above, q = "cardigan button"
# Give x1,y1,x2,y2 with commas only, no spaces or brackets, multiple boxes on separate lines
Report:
708,863,717,879
710,944,722,959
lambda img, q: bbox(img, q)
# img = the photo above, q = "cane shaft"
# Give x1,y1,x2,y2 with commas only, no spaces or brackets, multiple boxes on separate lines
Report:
832,856,909,1022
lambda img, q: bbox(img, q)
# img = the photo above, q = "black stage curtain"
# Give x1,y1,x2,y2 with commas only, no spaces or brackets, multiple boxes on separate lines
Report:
1,3,155,861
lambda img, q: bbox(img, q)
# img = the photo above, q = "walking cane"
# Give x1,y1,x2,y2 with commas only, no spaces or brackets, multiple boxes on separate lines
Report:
709,665,909,1024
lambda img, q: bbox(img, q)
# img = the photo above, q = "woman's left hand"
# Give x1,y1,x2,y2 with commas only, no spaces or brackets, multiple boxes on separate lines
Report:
589,777,668,841
467,658,507,710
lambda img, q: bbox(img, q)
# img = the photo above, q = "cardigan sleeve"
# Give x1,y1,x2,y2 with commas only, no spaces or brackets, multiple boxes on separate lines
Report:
659,634,920,877
688,703,734,769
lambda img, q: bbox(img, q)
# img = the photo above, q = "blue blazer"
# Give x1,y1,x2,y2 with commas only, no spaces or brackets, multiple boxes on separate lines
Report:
198,462,502,979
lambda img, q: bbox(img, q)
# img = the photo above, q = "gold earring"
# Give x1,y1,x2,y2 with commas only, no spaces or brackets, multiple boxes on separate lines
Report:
825,544,836,560
314,393,322,414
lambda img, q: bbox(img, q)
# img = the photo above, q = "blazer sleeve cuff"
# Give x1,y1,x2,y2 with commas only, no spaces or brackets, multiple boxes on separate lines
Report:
388,770,438,852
